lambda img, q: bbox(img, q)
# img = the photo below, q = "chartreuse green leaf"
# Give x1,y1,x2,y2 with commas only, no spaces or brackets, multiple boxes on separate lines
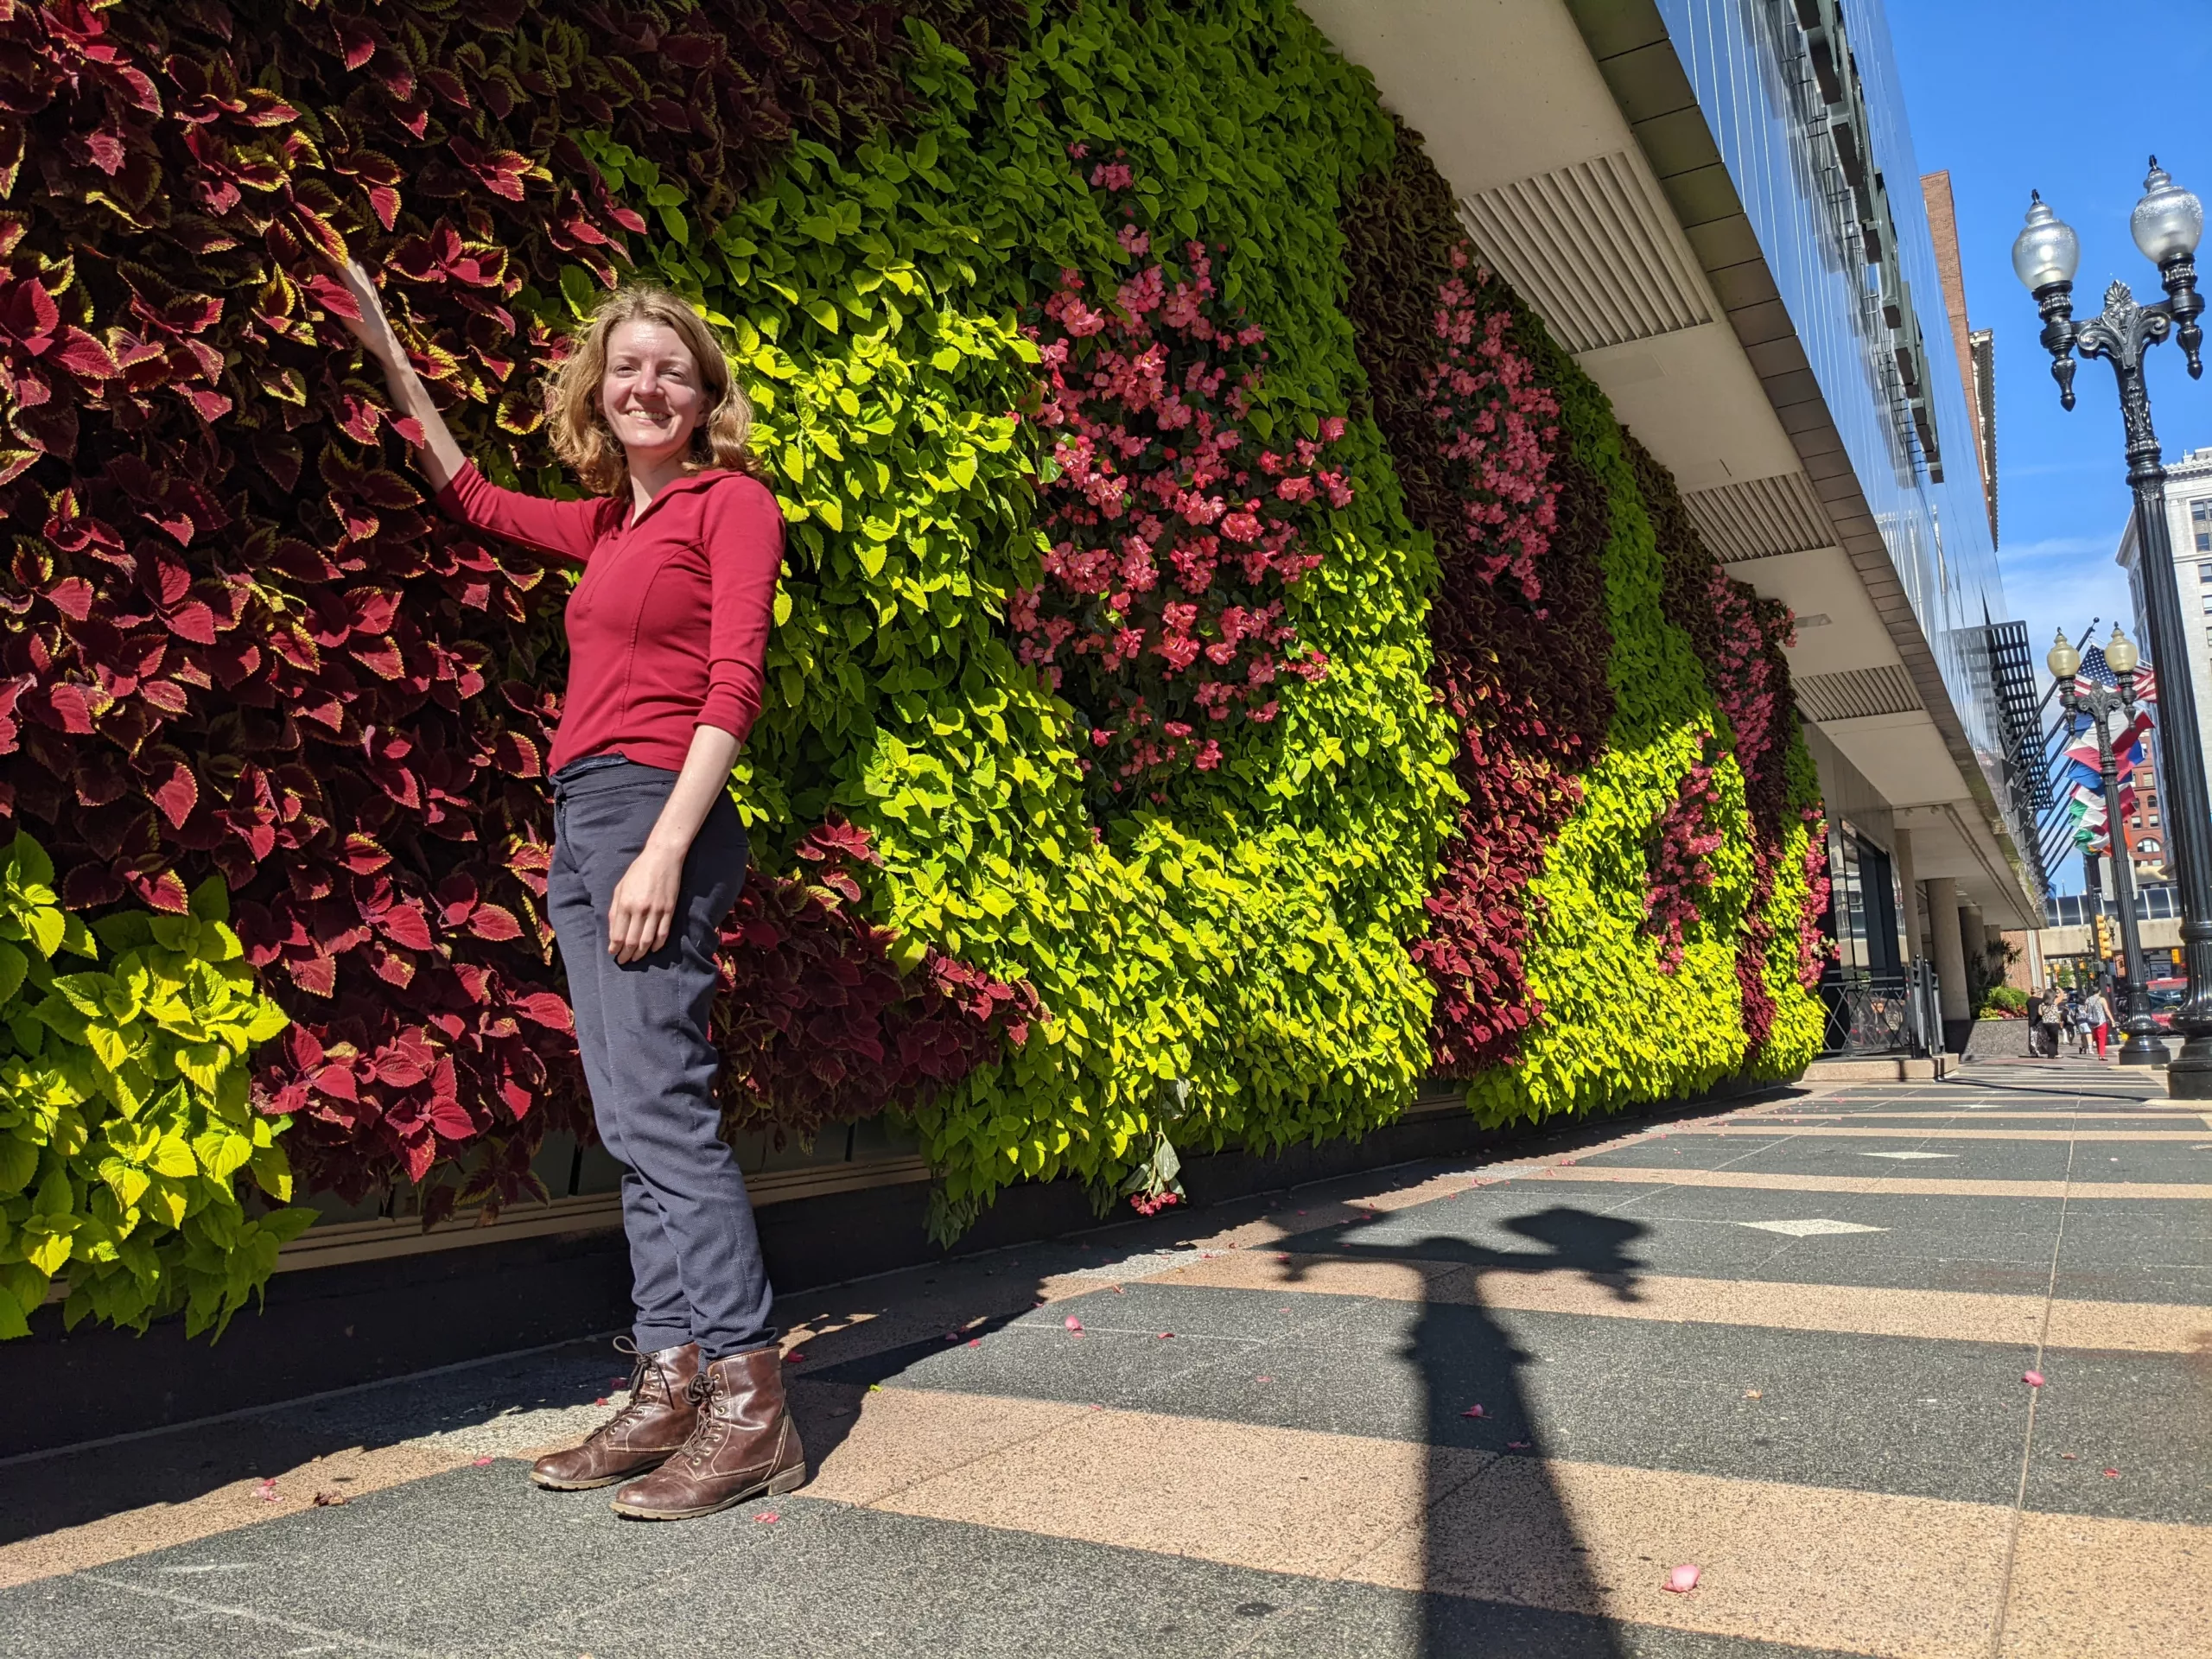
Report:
0,836,307,1341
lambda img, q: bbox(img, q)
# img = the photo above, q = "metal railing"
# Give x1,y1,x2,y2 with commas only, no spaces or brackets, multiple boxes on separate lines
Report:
1821,960,1944,1057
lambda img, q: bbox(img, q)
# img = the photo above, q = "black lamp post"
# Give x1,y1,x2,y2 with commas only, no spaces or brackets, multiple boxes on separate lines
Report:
2048,626,2168,1065
2015,159,2209,1092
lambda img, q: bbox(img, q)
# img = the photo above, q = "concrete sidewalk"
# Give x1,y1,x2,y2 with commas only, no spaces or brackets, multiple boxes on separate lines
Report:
3,1055,2208,1656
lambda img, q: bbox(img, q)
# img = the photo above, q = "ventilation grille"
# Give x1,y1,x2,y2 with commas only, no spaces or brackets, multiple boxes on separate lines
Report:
1796,664,1924,723
1681,472,1837,563
1457,150,1710,353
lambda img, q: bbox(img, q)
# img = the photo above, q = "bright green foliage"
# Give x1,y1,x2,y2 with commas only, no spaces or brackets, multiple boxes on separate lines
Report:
552,0,1830,1218
575,7,1461,1232
1467,372,1764,1125
0,834,308,1338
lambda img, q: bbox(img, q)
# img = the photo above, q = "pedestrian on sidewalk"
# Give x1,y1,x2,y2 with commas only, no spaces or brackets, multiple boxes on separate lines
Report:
2025,988,2045,1057
329,261,805,1522
2037,988,2063,1059
2081,987,2113,1059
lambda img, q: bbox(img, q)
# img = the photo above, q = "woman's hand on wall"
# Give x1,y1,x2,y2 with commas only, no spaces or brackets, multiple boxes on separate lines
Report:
330,258,407,366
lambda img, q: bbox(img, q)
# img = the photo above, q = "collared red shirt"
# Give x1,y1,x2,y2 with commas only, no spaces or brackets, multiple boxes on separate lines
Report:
435,461,784,773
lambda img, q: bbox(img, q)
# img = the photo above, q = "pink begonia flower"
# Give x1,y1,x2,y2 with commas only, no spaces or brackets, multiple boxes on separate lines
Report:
1014,239,1356,798
1663,1565,1700,1594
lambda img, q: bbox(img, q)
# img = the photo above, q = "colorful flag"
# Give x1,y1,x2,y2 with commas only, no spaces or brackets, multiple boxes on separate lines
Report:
2075,643,2157,705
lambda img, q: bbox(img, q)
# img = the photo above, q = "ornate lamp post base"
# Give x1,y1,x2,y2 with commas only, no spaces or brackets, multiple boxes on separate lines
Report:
2116,1028,2171,1065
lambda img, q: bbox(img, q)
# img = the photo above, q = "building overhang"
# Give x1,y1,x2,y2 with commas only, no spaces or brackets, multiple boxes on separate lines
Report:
1300,0,2039,928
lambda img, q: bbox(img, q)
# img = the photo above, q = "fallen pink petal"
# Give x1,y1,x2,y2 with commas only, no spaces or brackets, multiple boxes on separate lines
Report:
754,1510,779,1524
2024,1370,2045,1388
2104,1468,2120,1478
1663,1564,1701,1594
472,1457,493,1468
1064,1316,1084,1332
967,1338,981,1347
1462,1405,1485,1418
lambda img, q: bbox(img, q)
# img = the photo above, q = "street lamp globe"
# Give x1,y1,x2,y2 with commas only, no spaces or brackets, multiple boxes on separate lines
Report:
2014,193,2082,291
2131,158,2204,268
2106,626,2141,677
2047,628,2082,682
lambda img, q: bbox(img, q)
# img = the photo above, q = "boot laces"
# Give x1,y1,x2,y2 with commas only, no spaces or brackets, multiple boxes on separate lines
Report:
590,1338,676,1440
681,1364,734,1465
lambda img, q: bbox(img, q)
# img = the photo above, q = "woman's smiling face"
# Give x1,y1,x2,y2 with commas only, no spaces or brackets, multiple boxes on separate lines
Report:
600,318,706,462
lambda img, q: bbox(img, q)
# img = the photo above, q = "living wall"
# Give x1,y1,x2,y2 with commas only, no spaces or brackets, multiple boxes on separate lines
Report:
0,0,1826,1330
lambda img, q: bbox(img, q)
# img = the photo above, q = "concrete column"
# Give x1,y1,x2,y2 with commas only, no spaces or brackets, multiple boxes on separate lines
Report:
1893,830,1924,962
1929,878,1971,1020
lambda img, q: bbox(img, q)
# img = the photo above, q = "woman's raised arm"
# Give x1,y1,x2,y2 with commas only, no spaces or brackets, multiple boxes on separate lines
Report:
329,258,469,493
326,258,606,562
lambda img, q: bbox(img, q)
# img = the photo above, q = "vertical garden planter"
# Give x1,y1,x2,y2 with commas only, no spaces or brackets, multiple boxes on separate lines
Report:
0,0,1827,1344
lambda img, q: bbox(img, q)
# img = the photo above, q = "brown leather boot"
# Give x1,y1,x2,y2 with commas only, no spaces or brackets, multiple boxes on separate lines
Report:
607,1346,807,1520
530,1339,702,1491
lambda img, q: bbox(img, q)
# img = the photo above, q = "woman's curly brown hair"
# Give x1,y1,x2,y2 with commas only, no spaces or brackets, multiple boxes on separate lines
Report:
544,283,760,494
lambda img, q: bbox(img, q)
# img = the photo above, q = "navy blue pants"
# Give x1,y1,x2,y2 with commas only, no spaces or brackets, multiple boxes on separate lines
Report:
548,757,774,1358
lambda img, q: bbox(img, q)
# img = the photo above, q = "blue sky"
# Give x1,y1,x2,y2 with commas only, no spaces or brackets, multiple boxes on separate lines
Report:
1887,1,2212,889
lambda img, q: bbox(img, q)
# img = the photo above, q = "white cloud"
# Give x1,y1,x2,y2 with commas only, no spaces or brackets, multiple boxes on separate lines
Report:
1999,533,2120,564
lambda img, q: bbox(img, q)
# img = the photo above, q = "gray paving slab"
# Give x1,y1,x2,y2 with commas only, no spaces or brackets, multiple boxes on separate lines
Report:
1240,1575,1871,1659
2055,1198,2212,1283
2021,1347,2212,1526
29,1458,740,1656
1575,1135,2086,1183
1277,1180,2073,1300
0,1572,410,1659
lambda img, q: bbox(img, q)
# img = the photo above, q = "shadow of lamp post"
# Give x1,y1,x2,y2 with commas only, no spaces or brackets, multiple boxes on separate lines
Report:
2015,159,2207,1090
2047,626,2168,1065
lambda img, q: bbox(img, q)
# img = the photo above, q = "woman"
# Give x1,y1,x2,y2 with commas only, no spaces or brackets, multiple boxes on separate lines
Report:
2037,988,2063,1061
2080,986,2113,1060
329,260,801,1521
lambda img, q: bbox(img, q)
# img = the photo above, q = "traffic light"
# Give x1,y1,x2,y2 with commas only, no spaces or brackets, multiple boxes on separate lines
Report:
2094,915,2115,959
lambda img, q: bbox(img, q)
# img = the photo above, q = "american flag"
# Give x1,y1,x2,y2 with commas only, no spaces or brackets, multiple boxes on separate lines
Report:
2075,644,2156,702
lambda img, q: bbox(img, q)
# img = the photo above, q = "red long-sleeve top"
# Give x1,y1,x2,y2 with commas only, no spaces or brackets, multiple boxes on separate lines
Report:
435,462,785,775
